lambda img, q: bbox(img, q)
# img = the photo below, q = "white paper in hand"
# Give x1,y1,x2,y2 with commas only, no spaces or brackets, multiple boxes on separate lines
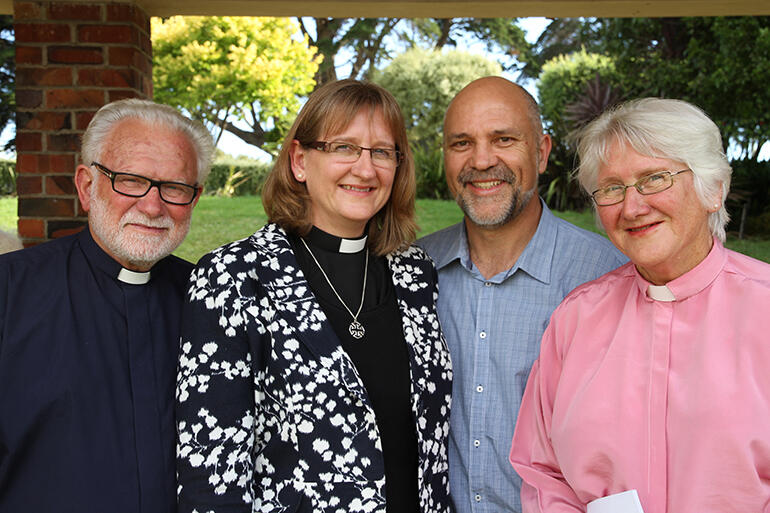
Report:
586,490,645,513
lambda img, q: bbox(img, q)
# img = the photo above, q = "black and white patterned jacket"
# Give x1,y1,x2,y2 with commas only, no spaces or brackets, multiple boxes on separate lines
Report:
177,223,453,513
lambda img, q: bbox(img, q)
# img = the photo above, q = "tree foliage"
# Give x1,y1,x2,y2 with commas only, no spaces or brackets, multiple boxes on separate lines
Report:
595,16,770,161
0,16,14,152
521,18,598,79
373,48,501,199
538,50,620,151
405,18,531,69
297,18,401,85
299,17,530,87
152,16,321,155
531,16,770,214
537,49,622,209
374,48,501,148
533,16,770,162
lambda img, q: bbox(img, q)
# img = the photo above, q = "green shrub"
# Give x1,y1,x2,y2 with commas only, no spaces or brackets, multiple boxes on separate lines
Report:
537,49,623,211
413,144,451,200
728,159,770,236
0,159,15,196
205,158,273,197
742,211,770,237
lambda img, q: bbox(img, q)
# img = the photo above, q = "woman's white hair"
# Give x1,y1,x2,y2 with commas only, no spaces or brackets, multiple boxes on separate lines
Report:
575,97,732,242
81,98,214,184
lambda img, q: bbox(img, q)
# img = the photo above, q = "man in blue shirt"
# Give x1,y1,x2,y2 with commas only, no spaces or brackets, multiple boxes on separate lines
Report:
418,76,626,513
0,99,213,512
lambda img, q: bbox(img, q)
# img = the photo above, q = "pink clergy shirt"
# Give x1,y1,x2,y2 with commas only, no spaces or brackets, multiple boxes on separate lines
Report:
510,239,770,513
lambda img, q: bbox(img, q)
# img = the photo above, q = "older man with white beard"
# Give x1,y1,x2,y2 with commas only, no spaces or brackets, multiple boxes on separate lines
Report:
417,77,626,513
0,99,213,513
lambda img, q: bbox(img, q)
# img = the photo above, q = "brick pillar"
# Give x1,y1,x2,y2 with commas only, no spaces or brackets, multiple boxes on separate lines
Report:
14,1,152,245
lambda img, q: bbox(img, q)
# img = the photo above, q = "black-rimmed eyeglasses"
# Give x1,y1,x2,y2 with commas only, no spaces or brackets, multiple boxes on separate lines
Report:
91,162,200,206
591,169,692,206
303,141,402,169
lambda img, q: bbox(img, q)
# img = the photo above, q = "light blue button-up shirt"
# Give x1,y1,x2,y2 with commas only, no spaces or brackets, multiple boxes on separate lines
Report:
417,201,627,513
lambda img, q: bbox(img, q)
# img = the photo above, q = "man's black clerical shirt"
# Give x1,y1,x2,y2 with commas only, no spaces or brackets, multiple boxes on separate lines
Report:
0,228,192,513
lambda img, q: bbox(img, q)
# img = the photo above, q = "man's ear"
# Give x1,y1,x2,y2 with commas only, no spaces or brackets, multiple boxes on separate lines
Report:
191,187,202,208
537,133,553,175
288,139,307,182
74,164,95,213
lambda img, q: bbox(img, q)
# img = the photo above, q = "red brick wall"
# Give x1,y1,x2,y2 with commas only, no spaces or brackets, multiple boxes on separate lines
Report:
13,1,152,244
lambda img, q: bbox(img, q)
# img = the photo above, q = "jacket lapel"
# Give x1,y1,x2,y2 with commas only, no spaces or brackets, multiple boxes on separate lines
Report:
249,224,371,406
386,246,438,413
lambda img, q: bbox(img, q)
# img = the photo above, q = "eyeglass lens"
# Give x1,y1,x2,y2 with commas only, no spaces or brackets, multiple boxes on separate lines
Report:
112,174,196,204
319,142,400,166
593,170,688,206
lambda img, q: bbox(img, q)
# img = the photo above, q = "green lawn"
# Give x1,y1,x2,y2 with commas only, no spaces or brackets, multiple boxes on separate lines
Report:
2,195,768,264
0,196,17,232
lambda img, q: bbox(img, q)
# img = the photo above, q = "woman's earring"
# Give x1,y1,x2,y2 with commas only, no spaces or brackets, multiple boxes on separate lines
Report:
297,173,304,180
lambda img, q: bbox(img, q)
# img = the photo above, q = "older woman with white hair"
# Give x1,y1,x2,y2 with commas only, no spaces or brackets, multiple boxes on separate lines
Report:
509,98,770,513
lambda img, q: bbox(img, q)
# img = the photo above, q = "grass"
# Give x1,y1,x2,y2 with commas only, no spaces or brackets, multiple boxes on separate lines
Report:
0,196,16,232
2,195,768,264
175,196,267,261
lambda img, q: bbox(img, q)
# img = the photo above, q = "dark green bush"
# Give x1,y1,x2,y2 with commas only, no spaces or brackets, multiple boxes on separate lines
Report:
727,159,770,236
204,158,273,197
537,50,624,211
0,159,15,196
412,144,451,200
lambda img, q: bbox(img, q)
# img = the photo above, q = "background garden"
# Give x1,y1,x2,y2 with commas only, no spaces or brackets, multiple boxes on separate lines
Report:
0,15,768,262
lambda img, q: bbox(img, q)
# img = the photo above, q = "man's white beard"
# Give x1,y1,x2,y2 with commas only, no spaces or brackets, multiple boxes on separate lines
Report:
455,162,537,229
88,191,190,269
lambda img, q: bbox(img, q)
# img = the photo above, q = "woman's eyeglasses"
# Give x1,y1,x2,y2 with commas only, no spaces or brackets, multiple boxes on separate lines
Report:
591,169,692,206
303,141,402,169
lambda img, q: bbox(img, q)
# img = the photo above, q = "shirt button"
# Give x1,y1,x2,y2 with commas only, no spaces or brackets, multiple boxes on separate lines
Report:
474,439,480,447
479,331,487,339
484,282,492,287
475,494,482,502
476,385,483,393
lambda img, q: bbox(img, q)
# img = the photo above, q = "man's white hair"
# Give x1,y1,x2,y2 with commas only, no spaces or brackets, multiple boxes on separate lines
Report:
81,98,214,184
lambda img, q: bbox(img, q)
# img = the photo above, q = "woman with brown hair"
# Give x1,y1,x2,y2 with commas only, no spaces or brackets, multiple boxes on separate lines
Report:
176,79,453,513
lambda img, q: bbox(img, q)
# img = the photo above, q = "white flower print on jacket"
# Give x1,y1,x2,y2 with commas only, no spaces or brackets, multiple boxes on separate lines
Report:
177,223,453,512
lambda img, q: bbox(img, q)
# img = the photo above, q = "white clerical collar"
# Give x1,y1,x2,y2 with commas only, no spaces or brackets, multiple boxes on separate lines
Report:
118,268,151,285
338,236,367,254
647,284,676,302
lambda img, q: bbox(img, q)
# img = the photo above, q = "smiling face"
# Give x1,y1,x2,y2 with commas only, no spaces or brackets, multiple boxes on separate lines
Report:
596,140,716,284
444,78,551,229
289,107,397,238
75,118,200,271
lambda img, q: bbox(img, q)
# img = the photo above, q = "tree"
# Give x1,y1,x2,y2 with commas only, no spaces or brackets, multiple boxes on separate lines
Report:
375,48,501,148
298,17,531,87
529,16,770,217
152,16,321,155
537,49,622,209
374,48,501,198
297,18,401,85
520,18,602,80
532,16,770,162
0,16,14,152
404,18,531,71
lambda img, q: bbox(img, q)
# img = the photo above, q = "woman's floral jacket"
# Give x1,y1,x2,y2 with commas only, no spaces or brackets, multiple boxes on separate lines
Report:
176,223,453,512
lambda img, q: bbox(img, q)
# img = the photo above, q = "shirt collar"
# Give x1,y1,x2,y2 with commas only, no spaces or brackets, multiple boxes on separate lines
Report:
429,222,468,271
431,198,557,284
306,226,368,254
117,268,151,284
513,200,558,285
78,226,153,285
635,236,727,302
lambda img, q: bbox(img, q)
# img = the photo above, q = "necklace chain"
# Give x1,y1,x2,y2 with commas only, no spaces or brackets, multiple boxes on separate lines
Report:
301,238,368,340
